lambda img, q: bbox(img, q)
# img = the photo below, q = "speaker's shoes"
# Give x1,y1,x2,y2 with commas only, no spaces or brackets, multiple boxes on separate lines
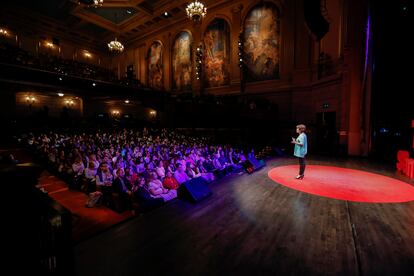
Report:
295,175,304,180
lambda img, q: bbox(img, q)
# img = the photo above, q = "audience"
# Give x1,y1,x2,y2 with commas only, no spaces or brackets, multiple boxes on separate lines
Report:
24,128,252,212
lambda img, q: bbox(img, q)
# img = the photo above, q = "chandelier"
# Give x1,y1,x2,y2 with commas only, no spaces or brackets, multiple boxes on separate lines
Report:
186,1,207,21
107,38,124,53
92,0,103,8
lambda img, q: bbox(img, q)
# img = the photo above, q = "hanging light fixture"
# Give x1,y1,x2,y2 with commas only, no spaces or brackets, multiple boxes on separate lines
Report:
186,1,207,21
92,0,104,8
78,1,103,8
107,37,124,54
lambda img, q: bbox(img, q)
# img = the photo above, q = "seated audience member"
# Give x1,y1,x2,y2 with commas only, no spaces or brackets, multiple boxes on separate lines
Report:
136,158,145,174
238,150,247,163
88,154,100,170
113,168,132,195
58,150,72,176
218,149,230,168
96,163,114,206
196,160,215,182
213,153,225,170
212,153,231,177
202,155,215,172
148,172,177,202
166,159,175,174
189,149,199,164
84,161,97,193
248,148,255,159
71,157,85,189
124,166,138,187
174,163,190,184
112,168,132,210
163,171,179,190
155,160,166,179
186,162,201,178
112,161,124,178
133,177,164,212
141,163,151,180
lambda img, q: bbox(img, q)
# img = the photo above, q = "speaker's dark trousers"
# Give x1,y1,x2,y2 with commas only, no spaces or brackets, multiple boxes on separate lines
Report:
298,157,305,176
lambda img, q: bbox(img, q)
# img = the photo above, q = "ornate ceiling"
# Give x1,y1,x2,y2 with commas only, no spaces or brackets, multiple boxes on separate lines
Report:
1,0,207,52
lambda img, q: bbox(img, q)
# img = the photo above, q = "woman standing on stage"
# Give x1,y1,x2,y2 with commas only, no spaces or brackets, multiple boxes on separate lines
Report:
291,124,308,179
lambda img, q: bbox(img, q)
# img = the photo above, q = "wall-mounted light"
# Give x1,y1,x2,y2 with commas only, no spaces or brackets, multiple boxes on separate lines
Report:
0,28,9,36
92,83,96,87
111,110,120,116
45,42,55,48
57,92,64,97
64,99,74,106
124,99,130,104
26,96,36,104
83,51,92,58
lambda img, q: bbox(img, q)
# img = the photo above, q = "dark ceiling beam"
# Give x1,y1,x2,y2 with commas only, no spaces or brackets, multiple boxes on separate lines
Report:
0,9,107,54
125,0,230,47
72,7,119,33
114,0,189,36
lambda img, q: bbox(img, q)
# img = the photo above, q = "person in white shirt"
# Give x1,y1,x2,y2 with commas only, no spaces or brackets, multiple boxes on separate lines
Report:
148,172,177,202
84,161,97,193
155,160,166,179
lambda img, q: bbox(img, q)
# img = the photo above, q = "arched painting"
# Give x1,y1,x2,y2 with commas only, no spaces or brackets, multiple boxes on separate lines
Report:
172,31,192,91
148,41,163,89
203,18,230,88
244,4,280,81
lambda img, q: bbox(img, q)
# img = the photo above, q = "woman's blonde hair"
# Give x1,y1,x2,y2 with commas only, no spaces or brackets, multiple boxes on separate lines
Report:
296,124,306,132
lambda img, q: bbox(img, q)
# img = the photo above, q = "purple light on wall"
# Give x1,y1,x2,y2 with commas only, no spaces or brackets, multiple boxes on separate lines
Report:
364,14,371,75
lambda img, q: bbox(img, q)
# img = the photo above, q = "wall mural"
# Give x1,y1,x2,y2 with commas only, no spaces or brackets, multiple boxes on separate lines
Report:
148,41,163,89
172,31,192,91
244,4,280,82
203,18,230,88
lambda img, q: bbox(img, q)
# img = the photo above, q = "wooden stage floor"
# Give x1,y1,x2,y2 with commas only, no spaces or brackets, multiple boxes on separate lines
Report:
74,157,414,275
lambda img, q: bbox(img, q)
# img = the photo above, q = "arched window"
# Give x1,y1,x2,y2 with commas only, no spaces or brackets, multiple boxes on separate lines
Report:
203,18,230,88
244,3,280,81
147,41,163,89
172,31,192,91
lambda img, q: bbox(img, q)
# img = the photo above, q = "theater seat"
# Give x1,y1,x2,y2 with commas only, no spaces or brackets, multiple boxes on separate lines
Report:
396,150,409,174
406,159,414,179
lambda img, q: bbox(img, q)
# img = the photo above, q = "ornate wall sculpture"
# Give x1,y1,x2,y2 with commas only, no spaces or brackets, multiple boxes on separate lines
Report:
172,31,192,91
244,4,280,82
148,41,163,89
203,18,230,88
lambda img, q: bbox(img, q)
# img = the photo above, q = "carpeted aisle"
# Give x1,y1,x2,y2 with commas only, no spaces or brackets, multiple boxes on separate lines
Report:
37,171,133,242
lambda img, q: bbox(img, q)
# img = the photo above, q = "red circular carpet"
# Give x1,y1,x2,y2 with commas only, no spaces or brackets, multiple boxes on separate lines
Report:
268,165,414,203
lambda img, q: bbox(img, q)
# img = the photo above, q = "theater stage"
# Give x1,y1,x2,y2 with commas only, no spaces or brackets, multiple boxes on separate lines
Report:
74,157,414,275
